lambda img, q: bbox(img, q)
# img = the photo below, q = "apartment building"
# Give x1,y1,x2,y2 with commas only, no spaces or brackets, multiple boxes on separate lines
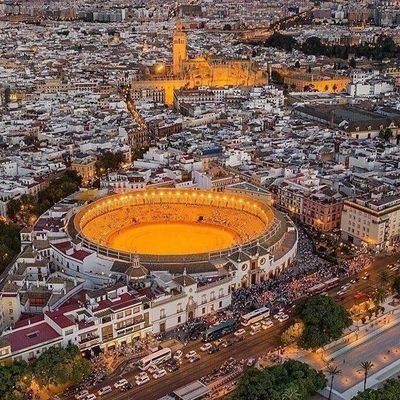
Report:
0,283,151,363
70,156,97,186
341,194,400,250
277,176,344,232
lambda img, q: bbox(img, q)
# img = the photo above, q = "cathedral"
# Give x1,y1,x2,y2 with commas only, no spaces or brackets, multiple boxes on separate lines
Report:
130,22,267,105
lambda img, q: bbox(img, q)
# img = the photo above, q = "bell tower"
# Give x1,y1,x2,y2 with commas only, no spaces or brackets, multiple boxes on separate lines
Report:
172,21,187,76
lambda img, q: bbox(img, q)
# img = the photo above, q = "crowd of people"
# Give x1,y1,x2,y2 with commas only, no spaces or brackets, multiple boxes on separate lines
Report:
81,202,268,247
172,228,372,342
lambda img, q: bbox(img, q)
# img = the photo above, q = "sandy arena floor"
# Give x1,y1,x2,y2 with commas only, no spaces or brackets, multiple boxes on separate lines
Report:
107,222,239,254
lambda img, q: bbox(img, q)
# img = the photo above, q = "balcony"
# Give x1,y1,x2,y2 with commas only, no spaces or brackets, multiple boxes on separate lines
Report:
78,335,100,349
115,317,145,331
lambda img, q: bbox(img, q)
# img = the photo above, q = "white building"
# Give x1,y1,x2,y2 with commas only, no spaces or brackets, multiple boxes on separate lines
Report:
341,194,400,251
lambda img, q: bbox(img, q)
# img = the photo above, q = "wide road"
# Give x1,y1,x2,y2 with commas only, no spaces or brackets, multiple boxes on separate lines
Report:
69,253,400,400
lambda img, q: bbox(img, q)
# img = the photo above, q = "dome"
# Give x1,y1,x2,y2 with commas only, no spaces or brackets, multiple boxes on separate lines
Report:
125,257,148,280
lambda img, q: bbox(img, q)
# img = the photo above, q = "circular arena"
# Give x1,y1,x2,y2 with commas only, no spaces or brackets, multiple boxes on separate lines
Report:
70,189,279,262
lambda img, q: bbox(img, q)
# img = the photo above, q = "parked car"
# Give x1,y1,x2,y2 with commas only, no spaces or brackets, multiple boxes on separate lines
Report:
222,339,234,348
114,379,128,389
120,383,133,392
147,364,158,374
234,329,246,337
135,372,149,380
261,319,273,329
136,375,150,386
188,354,201,363
185,350,197,359
153,368,167,379
85,395,97,400
75,391,89,400
97,386,112,396
173,350,183,361
277,314,289,323
200,343,212,352
207,345,220,354
166,362,180,372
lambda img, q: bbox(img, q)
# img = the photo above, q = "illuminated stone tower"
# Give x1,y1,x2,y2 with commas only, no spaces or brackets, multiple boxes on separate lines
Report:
172,21,187,76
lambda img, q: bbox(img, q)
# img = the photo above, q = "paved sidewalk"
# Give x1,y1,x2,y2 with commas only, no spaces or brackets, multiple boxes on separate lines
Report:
299,300,400,400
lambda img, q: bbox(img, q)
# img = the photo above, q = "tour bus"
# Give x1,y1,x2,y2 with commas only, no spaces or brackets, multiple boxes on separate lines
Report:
202,319,237,342
138,347,172,371
241,306,271,327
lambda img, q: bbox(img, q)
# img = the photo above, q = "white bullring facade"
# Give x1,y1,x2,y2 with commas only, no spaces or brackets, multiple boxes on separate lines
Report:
0,188,297,362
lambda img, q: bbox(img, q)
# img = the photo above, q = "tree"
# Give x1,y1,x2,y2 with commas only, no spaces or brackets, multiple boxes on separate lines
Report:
282,385,302,400
379,128,392,142
0,361,31,399
95,151,124,175
359,361,374,391
379,271,389,287
293,295,352,349
326,365,341,400
223,24,232,31
265,32,297,52
391,276,400,298
351,379,400,400
32,345,91,388
294,60,301,68
6,198,21,219
281,322,304,345
349,57,357,68
231,359,326,400
372,287,387,314
0,221,21,274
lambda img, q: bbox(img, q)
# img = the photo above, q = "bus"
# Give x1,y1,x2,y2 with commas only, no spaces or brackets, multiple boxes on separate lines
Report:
308,283,326,296
325,277,340,289
202,319,237,342
138,347,172,370
241,306,270,327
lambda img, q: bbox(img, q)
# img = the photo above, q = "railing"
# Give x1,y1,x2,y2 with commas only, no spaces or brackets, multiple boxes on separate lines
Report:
150,292,186,307
196,277,232,292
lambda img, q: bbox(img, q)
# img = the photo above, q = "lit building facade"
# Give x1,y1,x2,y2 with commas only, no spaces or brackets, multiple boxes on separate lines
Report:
341,194,400,250
130,23,266,105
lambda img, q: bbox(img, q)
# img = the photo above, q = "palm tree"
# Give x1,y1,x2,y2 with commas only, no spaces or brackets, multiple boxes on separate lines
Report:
379,271,389,287
326,365,342,400
373,287,388,314
282,385,301,400
359,361,374,391
391,276,400,299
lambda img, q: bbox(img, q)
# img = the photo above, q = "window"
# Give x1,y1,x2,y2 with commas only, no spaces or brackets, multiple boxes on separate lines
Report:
219,301,222,308
125,309,132,317
177,303,182,313
160,309,166,319
177,316,181,324
202,307,206,314
116,312,123,319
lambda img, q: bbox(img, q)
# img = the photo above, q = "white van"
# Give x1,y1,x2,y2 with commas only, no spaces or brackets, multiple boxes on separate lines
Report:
97,386,112,396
